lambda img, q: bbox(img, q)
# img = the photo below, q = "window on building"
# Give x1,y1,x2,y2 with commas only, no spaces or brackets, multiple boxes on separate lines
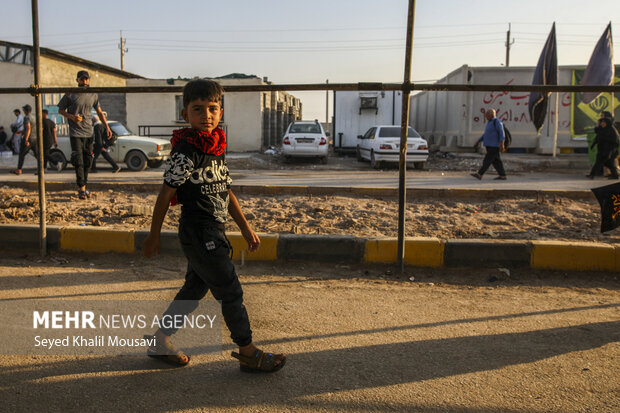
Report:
175,95,184,122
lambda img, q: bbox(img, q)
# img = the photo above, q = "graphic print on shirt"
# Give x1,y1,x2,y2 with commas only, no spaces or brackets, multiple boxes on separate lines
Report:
164,152,194,187
208,194,229,223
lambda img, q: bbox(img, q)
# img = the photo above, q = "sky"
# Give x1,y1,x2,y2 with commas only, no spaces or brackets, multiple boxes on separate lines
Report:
2,0,619,121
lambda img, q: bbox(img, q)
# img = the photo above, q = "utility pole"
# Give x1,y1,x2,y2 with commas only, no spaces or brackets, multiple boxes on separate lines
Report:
505,23,515,67
119,30,128,70
325,79,329,136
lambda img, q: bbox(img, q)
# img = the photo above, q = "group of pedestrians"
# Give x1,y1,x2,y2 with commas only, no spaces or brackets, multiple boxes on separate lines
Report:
587,111,619,180
470,108,619,181
9,105,58,176
7,70,120,199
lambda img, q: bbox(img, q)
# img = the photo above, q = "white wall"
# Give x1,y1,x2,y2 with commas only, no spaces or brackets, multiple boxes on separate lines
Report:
126,78,264,152
0,62,35,132
126,79,180,137
334,90,403,149
410,65,585,149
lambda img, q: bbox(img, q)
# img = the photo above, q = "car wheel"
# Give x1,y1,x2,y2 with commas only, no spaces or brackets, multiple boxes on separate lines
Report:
125,150,147,171
370,151,381,169
147,159,165,169
414,162,425,170
48,150,67,171
356,146,363,161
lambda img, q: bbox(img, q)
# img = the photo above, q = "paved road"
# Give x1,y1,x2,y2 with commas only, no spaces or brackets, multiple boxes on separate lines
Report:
0,255,618,413
0,152,611,192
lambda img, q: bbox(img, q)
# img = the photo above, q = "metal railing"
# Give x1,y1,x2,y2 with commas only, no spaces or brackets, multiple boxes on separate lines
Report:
7,0,620,264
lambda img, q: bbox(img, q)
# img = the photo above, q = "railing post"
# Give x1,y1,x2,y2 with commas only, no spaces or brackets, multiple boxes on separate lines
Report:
397,0,416,272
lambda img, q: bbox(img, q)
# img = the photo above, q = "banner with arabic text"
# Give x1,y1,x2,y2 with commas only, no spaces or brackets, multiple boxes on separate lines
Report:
571,67,620,137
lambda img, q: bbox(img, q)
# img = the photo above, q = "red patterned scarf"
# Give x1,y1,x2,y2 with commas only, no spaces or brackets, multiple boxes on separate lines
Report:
169,127,226,206
170,127,226,155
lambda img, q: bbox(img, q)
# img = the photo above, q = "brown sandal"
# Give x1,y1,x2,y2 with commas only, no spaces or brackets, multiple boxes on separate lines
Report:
231,349,286,373
144,334,191,367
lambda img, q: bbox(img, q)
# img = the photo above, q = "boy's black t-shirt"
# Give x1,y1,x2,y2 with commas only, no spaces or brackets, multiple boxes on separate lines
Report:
163,141,232,225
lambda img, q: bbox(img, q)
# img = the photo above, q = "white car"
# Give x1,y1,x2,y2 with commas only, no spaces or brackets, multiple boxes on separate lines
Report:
357,125,428,169
50,121,171,171
281,120,328,164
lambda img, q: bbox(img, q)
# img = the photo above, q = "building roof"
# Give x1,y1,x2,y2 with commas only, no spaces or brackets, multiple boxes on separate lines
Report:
0,40,144,79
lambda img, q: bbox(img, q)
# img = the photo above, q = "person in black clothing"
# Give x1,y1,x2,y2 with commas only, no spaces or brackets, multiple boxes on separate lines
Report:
41,109,58,171
587,112,619,180
0,126,7,151
141,79,286,372
90,116,120,173
58,70,112,199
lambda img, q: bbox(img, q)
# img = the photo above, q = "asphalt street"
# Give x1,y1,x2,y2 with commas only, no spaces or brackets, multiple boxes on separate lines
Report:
0,152,609,192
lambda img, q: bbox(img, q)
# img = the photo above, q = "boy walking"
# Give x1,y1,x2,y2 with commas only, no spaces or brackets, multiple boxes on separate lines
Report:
142,79,286,372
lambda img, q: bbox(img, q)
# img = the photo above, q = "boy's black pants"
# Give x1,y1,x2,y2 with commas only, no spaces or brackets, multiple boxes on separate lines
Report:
160,220,253,347
478,146,506,177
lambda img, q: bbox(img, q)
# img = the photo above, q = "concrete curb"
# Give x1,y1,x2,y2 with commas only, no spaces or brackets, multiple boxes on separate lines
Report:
2,180,595,201
2,225,618,272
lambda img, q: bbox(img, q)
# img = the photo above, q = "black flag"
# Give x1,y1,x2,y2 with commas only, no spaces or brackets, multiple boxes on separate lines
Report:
581,23,614,104
528,23,558,133
591,182,620,233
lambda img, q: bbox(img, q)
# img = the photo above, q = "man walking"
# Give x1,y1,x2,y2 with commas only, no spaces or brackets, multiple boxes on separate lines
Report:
471,109,507,180
11,104,34,175
58,70,112,199
10,109,24,154
90,115,120,173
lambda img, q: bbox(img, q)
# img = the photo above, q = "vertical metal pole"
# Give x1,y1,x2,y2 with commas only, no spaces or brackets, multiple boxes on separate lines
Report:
31,0,46,256
552,92,559,158
505,23,511,67
326,79,329,133
119,31,125,71
397,0,416,272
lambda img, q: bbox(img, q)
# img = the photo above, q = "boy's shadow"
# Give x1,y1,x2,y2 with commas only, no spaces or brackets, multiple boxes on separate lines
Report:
0,320,617,412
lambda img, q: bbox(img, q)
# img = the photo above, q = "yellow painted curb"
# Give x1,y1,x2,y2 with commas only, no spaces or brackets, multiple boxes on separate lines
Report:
60,227,135,253
531,240,616,271
227,232,278,261
405,238,444,267
364,238,397,263
364,237,444,267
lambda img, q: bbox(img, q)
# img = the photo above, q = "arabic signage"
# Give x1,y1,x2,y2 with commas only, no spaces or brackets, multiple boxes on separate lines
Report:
473,78,571,130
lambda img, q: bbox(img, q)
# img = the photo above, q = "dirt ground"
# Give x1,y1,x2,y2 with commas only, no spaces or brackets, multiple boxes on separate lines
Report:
0,186,617,244
0,253,618,412
226,151,558,173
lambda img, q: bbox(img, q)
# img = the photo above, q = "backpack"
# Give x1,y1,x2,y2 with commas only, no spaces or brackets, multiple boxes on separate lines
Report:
494,118,511,149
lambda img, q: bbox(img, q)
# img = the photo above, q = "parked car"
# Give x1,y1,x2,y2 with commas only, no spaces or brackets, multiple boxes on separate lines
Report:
281,120,328,164
356,125,428,169
49,121,171,172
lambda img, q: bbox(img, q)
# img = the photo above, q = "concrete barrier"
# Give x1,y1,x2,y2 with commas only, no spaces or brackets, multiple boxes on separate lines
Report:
1,224,617,272
444,239,531,267
277,234,365,263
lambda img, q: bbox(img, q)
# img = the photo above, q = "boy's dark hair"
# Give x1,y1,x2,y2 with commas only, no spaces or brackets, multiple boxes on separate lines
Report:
42,109,48,115
183,79,223,108
14,109,20,114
